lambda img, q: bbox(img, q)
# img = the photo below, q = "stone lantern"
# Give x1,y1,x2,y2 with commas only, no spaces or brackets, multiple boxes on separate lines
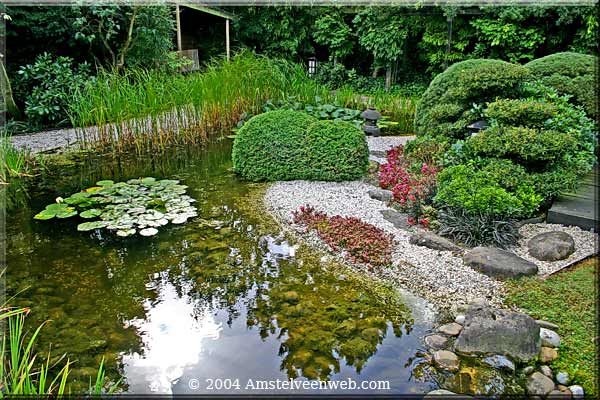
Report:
361,107,382,137
467,120,489,137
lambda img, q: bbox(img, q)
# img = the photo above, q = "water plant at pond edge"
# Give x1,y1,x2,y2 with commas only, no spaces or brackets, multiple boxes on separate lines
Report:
33,177,197,237
292,205,393,269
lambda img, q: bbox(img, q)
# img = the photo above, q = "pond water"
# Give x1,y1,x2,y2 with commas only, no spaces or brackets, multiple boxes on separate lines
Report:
5,139,442,395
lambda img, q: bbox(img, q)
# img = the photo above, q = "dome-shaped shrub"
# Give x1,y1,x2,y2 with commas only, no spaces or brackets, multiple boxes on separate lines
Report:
305,120,369,181
232,110,368,181
525,52,597,118
415,59,531,139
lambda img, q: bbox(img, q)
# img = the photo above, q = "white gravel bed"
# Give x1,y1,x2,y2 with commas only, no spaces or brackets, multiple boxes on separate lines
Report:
11,127,81,153
264,180,505,310
513,223,598,275
366,135,415,153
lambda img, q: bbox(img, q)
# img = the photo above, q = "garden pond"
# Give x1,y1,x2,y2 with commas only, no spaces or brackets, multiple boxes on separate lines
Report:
4,139,523,395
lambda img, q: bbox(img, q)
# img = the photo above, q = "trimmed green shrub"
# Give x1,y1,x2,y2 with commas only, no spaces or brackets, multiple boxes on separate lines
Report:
403,135,451,167
434,163,543,218
305,120,369,181
469,125,578,165
415,59,531,139
232,110,317,181
525,52,597,118
232,110,368,182
485,98,558,128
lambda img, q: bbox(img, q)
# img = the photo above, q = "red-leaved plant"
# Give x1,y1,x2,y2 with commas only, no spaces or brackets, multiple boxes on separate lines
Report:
378,145,439,227
292,205,393,270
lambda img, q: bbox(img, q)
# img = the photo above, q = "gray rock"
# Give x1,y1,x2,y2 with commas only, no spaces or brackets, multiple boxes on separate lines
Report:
380,209,410,229
455,315,466,325
540,365,553,378
539,347,558,363
523,366,535,375
425,334,448,350
540,328,561,348
527,372,555,396
568,385,584,399
528,231,575,261
368,188,393,203
482,354,515,372
463,247,538,278
536,319,559,330
556,371,570,385
454,303,541,361
409,230,463,252
432,350,460,371
438,322,463,336
424,389,473,399
548,389,571,399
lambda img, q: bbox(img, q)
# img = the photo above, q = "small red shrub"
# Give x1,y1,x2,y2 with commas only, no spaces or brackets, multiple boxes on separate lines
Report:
292,205,393,268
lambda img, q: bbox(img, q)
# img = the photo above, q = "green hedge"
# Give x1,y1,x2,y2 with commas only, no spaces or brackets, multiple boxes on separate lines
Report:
485,98,558,128
232,110,368,181
415,59,531,139
525,52,597,118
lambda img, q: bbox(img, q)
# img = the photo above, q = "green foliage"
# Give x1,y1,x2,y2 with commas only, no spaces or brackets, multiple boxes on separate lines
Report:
232,110,368,182
0,132,31,182
403,135,451,167
415,59,531,139
15,53,91,128
505,257,598,396
485,98,558,128
435,163,543,218
469,125,578,165
437,207,520,249
313,12,354,62
305,120,369,181
525,52,598,118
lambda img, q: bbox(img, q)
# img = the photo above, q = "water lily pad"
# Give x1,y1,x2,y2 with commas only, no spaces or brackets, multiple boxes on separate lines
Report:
96,180,114,186
80,209,102,219
141,177,157,185
34,210,56,220
85,186,103,193
139,228,158,236
56,208,78,218
77,221,107,231
172,215,189,224
116,229,136,237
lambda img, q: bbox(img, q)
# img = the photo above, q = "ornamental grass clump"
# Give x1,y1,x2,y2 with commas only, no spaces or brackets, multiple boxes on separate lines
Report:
292,205,393,269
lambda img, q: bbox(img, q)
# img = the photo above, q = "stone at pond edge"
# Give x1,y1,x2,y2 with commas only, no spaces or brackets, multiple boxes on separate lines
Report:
526,372,555,396
482,354,515,372
547,389,571,399
438,322,462,336
368,189,393,203
463,247,538,278
425,334,448,350
540,365,553,378
528,231,575,261
539,347,558,363
380,209,410,229
455,315,465,325
454,303,540,361
540,327,561,348
536,319,559,330
556,371,569,385
523,366,535,375
424,389,472,399
432,350,460,371
409,230,463,253
569,385,584,398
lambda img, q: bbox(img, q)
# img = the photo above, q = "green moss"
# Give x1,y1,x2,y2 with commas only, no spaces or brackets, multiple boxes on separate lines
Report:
504,257,598,396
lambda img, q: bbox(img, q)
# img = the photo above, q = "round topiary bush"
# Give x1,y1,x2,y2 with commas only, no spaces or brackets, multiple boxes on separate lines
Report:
305,120,369,181
232,110,369,181
232,110,317,181
415,59,532,139
525,52,597,118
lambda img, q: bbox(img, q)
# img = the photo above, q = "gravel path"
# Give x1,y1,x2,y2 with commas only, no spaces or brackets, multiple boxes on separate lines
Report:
264,136,598,311
10,127,82,153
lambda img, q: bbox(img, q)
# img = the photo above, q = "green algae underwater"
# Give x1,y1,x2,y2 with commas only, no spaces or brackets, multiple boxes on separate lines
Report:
4,138,488,395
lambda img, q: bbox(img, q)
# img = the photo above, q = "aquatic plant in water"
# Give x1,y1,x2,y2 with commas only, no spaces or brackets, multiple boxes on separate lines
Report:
34,177,197,237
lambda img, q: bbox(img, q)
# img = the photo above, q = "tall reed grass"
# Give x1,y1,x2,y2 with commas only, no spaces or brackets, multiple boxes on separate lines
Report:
0,132,30,184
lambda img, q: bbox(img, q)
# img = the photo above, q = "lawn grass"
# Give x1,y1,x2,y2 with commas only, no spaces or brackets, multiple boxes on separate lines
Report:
504,256,598,396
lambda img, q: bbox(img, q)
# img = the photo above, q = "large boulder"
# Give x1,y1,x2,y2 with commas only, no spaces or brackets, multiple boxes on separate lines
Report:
454,303,541,361
528,231,575,261
527,372,555,396
463,247,538,278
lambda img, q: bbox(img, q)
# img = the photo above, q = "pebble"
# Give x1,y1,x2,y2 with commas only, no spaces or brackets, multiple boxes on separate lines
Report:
556,371,569,385
547,389,571,399
540,328,561,348
482,354,515,372
523,366,535,375
568,385,584,399
540,365,553,378
438,322,462,336
536,319,559,330
432,350,460,371
424,334,448,350
455,314,465,325
527,372,556,396
539,347,559,363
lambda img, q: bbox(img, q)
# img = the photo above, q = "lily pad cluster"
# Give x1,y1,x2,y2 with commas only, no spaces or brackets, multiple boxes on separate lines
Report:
34,177,198,237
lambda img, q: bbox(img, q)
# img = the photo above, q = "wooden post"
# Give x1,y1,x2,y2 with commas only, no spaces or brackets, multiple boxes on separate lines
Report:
226,19,230,62
176,4,182,51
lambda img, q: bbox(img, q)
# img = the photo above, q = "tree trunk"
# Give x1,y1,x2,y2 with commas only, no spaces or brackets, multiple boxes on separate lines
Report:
372,66,379,78
385,67,392,93
0,59,21,119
